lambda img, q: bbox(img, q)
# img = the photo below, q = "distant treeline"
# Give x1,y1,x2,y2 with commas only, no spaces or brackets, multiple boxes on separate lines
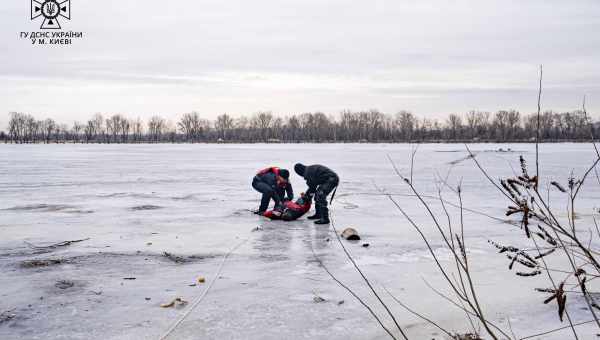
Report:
2,110,598,144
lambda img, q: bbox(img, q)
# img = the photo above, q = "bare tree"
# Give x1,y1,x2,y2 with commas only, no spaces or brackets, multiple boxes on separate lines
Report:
131,117,144,142
396,111,416,141
252,111,273,142
285,115,301,142
71,121,84,143
41,118,56,144
148,116,166,142
178,112,200,142
4,109,598,143
446,113,463,140
92,114,105,143
215,113,234,141
120,117,131,142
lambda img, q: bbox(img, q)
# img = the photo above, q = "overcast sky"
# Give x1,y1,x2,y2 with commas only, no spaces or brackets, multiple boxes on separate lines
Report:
1,0,599,128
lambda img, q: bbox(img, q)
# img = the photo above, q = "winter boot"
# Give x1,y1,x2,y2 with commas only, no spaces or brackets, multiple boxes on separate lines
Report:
307,205,321,220
314,207,330,224
314,216,330,224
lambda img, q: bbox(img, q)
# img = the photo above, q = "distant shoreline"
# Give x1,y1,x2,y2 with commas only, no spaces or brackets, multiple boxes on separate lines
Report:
1,140,595,145
4,110,598,145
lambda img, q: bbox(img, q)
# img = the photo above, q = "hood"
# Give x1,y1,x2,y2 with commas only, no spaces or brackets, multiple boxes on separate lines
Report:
294,163,306,177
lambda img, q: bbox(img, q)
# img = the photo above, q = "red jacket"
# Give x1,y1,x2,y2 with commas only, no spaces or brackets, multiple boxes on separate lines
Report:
257,167,288,188
263,196,312,221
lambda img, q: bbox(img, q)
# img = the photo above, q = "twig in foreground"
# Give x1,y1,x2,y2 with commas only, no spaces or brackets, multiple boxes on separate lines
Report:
309,245,399,340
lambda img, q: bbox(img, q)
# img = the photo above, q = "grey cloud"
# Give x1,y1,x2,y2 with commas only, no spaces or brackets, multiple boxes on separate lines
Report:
0,0,599,128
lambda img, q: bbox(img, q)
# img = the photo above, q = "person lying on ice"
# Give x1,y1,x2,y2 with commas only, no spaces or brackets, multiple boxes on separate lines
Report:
251,166,293,215
294,163,339,224
262,192,312,221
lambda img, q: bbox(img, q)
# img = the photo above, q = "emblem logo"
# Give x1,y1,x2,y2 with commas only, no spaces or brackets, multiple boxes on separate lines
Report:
31,0,71,30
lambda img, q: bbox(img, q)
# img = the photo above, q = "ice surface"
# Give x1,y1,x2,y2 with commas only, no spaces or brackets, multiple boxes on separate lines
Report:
1,143,599,339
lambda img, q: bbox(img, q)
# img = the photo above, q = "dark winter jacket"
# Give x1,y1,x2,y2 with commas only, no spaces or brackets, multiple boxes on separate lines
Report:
254,172,294,200
294,164,338,194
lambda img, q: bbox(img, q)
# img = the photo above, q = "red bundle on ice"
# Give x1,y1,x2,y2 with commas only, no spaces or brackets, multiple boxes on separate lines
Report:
263,194,312,221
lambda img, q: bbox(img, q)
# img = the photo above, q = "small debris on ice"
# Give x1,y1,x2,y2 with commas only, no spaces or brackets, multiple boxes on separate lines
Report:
341,228,360,241
448,154,475,166
197,277,206,283
55,280,75,289
313,296,326,303
163,251,186,263
0,310,16,324
337,300,345,305
251,226,263,232
21,258,65,268
24,238,90,250
160,297,188,308
312,291,326,303
130,205,163,211
452,333,483,340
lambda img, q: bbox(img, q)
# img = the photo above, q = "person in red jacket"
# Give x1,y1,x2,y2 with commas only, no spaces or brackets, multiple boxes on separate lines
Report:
252,166,293,214
263,193,312,221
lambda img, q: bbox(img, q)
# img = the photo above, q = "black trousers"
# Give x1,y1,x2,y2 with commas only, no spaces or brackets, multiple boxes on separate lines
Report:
252,176,282,212
314,176,339,216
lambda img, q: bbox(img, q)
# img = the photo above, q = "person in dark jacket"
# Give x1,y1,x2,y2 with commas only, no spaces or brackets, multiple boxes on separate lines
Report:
252,166,293,215
294,163,339,224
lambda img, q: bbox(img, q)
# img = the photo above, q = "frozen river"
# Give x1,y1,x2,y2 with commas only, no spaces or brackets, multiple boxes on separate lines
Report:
1,143,599,340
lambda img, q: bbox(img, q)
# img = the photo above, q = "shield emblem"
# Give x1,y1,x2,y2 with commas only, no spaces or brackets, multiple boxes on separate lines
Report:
31,0,71,30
